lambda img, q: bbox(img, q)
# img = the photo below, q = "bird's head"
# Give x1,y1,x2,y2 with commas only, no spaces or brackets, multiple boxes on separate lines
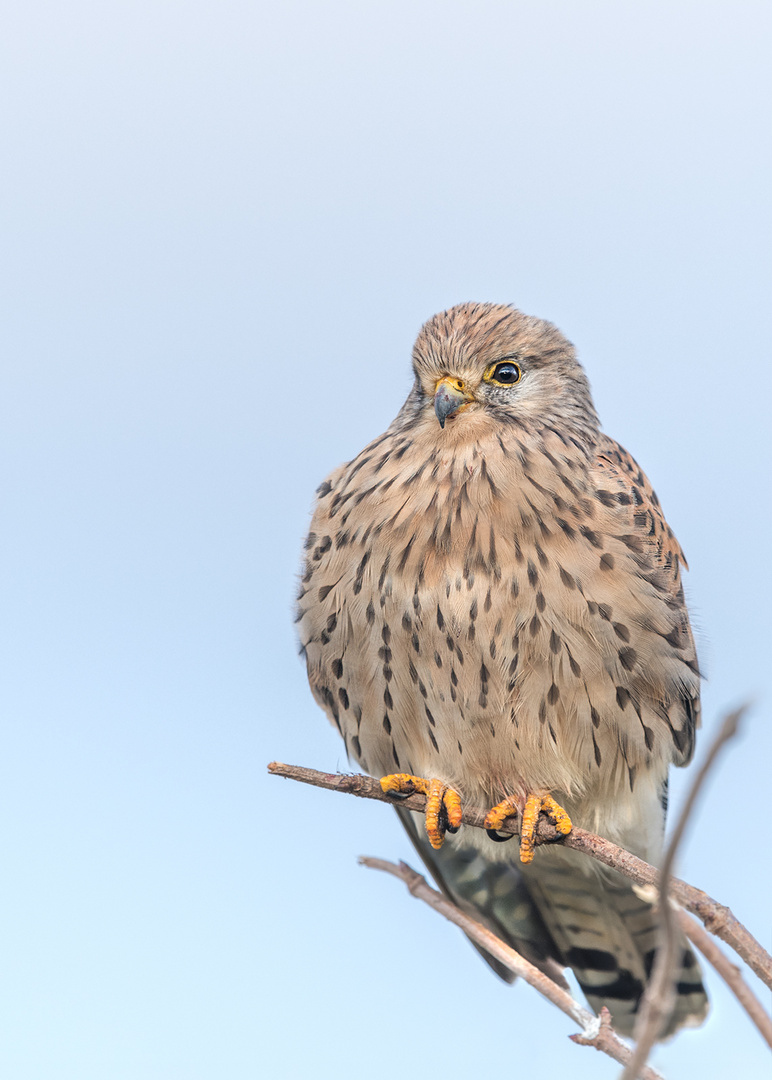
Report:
407,302,599,443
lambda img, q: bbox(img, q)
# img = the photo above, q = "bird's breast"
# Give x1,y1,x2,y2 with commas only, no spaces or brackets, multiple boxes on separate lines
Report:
299,428,677,814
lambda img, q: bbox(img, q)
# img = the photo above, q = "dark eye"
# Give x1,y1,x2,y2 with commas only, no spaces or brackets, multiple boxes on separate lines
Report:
487,360,521,385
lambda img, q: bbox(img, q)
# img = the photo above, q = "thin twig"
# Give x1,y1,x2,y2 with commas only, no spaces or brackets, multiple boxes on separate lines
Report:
622,706,746,1079
360,855,665,1080
267,758,772,992
678,911,772,1050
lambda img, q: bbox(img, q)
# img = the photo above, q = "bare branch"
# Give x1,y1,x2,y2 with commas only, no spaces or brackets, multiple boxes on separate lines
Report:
678,911,772,1050
268,759,578,842
267,758,772,993
622,706,746,1078
360,855,665,1080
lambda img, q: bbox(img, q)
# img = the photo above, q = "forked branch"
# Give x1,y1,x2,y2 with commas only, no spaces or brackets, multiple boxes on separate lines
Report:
267,758,772,994
360,855,665,1080
268,706,771,1069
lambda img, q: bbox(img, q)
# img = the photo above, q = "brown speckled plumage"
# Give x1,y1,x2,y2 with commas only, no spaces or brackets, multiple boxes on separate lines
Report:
298,302,707,1035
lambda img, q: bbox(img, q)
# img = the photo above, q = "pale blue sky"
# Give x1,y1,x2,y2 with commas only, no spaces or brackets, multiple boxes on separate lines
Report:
1,2,770,1077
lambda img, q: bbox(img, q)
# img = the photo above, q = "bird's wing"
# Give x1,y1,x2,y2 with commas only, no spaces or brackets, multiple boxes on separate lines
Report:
590,434,701,765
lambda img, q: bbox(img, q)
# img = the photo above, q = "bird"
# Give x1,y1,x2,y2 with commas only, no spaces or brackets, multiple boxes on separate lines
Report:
296,301,708,1036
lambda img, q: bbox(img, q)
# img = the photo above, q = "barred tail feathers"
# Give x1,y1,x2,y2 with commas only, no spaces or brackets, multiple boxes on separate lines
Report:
397,811,707,1037
523,846,708,1036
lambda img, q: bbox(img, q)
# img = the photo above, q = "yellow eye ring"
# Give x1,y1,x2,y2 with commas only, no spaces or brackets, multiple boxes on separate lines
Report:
484,359,522,387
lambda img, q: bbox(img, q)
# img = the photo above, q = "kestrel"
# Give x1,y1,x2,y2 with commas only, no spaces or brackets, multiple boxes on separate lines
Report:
297,302,708,1035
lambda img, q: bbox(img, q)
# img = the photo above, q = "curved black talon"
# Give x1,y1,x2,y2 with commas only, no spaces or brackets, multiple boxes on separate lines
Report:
438,805,460,836
486,827,516,843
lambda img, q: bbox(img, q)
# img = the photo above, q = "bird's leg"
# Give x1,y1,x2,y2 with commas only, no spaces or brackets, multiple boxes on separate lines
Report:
484,793,572,864
379,774,462,850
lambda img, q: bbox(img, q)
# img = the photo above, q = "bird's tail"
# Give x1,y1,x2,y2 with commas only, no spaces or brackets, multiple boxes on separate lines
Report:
399,811,708,1037
523,845,708,1036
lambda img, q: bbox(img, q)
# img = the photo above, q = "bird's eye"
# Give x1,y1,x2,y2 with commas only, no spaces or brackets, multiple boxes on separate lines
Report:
485,360,522,386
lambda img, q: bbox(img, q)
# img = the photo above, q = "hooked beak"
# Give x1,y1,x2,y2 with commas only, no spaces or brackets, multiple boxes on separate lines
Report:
434,376,474,428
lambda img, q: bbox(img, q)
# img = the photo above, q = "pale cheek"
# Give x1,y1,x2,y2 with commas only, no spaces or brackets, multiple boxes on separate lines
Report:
494,374,557,418
506,394,543,419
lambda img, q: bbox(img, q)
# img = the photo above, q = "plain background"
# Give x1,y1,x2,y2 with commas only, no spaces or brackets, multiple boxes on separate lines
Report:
1,2,770,1077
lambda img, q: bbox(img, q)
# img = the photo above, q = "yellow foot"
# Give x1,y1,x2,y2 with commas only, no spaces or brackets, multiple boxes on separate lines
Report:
380,773,462,850
484,793,572,864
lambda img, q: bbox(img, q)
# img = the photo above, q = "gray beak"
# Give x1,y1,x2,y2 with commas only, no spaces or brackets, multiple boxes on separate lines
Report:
434,377,472,428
